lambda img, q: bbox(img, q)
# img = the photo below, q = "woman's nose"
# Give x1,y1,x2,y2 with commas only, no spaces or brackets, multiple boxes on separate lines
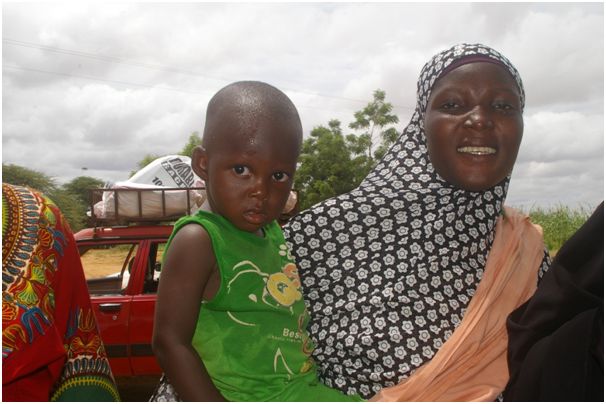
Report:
463,106,494,130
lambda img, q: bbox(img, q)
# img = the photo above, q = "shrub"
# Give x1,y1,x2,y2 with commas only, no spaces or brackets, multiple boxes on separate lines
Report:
528,205,592,255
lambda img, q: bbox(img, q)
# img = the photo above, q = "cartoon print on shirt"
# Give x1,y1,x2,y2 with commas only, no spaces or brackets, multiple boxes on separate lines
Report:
225,244,304,326
222,244,308,378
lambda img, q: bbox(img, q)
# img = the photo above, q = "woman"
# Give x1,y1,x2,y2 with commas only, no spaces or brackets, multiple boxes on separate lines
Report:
284,43,550,400
2,183,119,401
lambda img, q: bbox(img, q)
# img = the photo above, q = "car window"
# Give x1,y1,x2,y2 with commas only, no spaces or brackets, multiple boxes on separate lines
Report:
143,242,166,294
80,242,139,295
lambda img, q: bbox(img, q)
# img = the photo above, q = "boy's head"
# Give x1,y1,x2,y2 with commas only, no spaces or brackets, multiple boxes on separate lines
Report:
193,81,302,234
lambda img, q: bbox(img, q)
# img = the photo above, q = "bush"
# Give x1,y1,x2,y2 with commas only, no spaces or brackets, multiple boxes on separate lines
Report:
528,205,592,255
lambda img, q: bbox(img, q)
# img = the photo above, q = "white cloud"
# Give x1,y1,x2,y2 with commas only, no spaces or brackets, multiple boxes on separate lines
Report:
521,111,604,162
2,2,603,208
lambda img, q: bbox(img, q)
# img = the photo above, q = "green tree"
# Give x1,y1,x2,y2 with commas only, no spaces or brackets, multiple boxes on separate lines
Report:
61,176,106,231
47,189,88,231
1,164,97,231
130,153,161,178
349,89,399,163
2,163,56,193
180,131,202,157
130,131,201,177
137,153,161,170
294,91,400,210
295,120,361,209
63,176,106,208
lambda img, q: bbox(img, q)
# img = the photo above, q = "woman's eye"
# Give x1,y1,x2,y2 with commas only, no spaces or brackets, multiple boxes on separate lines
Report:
440,101,460,110
272,172,290,182
493,102,514,111
233,166,250,176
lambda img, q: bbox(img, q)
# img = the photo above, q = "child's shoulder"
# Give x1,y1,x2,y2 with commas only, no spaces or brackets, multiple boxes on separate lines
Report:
175,209,216,225
173,211,222,236
169,221,211,250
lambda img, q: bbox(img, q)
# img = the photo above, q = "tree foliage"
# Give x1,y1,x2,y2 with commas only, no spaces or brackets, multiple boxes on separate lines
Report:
295,90,399,210
2,163,56,194
179,131,202,158
130,153,161,178
296,120,353,209
349,89,399,162
46,189,89,232
131,131,201,177
2,164,105,232
63,176,106,208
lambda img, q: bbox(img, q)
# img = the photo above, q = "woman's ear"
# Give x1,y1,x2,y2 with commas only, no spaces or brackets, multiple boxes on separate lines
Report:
192,145,209,181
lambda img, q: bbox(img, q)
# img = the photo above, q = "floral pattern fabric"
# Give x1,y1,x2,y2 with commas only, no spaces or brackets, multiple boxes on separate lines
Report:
150,374,181,402
283,43,550,398
2,183,119,401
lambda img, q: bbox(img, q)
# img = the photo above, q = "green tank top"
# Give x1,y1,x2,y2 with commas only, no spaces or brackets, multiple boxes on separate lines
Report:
168,211,362,402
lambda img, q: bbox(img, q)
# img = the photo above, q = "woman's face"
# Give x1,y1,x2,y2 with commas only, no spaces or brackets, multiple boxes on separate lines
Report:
424,62,523,192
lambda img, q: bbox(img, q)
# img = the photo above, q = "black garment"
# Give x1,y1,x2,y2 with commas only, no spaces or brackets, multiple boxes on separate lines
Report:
504,202,604,401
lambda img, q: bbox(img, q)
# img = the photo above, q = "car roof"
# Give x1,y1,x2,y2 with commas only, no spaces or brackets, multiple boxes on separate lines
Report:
75,225,174,242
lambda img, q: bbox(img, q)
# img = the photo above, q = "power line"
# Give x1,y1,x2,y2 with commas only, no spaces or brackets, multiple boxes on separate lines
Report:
3,64,213,95
3,37,414,111
3,38,229,84
2,64,364,114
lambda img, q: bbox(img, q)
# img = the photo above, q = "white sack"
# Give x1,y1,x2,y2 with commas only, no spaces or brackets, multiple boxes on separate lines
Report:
94,155,206,220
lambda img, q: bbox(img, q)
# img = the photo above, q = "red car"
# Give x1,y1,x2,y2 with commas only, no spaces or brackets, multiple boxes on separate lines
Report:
76,187,298,378
75,187,205,377
76,224,170,376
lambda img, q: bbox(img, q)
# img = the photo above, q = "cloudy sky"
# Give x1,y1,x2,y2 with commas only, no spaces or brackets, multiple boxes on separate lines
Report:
2,2,603,210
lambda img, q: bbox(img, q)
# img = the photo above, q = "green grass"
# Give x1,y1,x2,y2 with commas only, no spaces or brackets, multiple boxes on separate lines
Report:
526,205,592,256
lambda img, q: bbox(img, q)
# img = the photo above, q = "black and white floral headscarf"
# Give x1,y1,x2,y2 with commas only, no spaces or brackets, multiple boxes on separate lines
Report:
284,43,547,398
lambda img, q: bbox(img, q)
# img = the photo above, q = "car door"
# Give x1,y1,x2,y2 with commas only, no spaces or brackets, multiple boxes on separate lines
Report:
79,240,140,376
129,239,164,375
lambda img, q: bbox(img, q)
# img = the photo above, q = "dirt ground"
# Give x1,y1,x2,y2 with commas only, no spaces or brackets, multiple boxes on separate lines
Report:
80,248,134,279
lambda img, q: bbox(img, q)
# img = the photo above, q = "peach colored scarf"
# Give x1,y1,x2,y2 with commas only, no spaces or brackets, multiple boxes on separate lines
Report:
370,207,545,402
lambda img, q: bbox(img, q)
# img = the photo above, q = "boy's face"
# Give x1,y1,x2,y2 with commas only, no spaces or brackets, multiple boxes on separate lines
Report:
194,117,300,233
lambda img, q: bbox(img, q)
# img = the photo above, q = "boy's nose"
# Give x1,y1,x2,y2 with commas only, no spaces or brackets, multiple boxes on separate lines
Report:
249,177,269,200
463,106,494,130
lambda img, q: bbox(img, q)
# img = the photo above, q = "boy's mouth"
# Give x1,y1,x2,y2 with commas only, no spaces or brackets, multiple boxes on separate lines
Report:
243,209,267,225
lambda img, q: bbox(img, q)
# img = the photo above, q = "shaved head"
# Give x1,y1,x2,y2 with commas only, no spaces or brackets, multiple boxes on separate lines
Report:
202,81,302,152
191,81,302,232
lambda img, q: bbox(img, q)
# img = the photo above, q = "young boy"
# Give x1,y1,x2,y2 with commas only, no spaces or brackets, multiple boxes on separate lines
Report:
152,81,362,401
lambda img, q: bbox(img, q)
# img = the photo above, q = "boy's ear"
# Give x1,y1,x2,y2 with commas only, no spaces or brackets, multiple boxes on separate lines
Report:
192,146,209,181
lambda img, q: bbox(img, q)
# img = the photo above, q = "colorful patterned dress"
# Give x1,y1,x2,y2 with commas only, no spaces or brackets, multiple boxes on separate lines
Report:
2,183,119,401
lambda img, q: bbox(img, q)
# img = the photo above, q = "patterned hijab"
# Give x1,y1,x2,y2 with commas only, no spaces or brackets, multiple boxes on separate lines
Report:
284,43,533,398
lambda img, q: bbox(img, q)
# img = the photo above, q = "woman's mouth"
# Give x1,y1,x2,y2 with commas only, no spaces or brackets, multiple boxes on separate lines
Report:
457,146,496,155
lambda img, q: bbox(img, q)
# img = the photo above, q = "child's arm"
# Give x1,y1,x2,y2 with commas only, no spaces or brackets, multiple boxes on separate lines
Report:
152,224,225,401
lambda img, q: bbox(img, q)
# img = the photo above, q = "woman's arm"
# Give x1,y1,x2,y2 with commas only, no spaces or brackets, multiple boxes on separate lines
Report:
152,223,225,401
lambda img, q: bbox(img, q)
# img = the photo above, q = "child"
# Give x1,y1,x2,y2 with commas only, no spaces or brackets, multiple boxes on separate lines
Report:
151,81,362,401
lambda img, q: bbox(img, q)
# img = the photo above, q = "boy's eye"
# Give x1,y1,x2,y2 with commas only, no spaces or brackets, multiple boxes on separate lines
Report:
272,172,290,183
233,166,250,176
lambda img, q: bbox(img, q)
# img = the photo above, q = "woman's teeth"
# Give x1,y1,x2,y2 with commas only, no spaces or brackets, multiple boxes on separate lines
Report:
457,146,496,155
